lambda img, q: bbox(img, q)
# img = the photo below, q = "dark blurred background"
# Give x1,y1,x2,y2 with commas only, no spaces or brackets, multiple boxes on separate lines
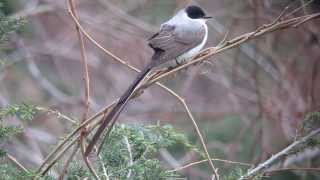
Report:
1,0,320,179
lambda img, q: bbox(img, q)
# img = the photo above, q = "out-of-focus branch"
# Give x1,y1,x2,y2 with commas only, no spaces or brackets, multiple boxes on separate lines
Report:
6,153,29,173
18,40,71,102
96,0,157,33
239,128,320,179
265,167,320,175
10,5,55,19
282,148,320,167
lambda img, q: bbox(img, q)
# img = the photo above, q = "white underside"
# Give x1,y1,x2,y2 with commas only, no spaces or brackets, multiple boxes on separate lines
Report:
176,24,208,64
155,14,208,69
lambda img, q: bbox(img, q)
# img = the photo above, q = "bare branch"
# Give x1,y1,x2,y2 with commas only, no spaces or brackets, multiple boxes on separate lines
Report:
265,167,320,175
58,144,79,180
240,128,320,179
6,153,29,173
168,158,252,173
36,106,77,124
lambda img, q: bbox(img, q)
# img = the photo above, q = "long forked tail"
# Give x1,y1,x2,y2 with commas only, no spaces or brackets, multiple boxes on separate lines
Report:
84,61,155,156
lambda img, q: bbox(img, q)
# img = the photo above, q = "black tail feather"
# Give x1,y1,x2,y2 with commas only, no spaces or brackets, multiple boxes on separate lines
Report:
85,61,155,156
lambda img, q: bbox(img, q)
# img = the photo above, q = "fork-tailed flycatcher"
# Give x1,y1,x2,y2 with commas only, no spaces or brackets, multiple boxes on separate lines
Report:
85,5,211,156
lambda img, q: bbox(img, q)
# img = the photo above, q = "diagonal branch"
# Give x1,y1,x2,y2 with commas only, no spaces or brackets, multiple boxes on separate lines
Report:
167,158,252,173
6,153,29,173
239,128,320,179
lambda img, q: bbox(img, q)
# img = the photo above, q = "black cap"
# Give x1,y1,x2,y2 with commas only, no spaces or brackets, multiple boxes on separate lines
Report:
185,5,211,19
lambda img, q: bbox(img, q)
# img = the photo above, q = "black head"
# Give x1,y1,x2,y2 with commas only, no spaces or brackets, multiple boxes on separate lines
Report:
185,5,211,19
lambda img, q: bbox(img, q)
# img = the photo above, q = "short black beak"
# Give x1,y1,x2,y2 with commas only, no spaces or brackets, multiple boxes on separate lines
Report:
203,16,213,19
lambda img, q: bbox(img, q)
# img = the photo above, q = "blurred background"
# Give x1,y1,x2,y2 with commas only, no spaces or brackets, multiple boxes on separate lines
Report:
1,0,320,179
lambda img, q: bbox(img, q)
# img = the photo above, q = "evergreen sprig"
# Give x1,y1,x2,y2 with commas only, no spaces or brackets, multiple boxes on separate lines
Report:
303,111,320,132
0,14,25,42
0,103,36,159
50,124,192,179
98,124,189,179
0,103,37,122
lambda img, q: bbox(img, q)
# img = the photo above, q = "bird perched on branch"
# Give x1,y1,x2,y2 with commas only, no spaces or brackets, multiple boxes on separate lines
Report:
85,5,212,156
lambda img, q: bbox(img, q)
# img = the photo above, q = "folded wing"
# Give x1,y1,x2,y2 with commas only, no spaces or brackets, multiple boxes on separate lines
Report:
148,23,205,65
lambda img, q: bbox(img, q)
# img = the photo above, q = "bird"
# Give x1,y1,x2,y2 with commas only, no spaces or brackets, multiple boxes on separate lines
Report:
85,5,211,156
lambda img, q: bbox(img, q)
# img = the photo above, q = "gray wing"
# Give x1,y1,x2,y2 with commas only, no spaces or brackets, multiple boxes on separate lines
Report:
148,23,205,65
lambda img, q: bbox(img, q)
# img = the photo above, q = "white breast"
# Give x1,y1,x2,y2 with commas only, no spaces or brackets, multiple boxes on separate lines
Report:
176,23,208,64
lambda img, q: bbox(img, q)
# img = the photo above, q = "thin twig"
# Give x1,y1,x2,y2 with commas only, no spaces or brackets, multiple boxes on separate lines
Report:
97,150,109,180
68,0,91,122
66,3,139,73
41,134,80,176
284,0,315,18
36,100,116,174
6,153,29,173
68,0,98,179
81,142,101,180
270,6,289,26
38,104,101,179
239,128,320,179
68,0,91,123
265,167,320,174
58,144,80,180
167,158,252,173
181,99,219,180
124,136,133,179
157,84,219,179
86,136,110,179
68,0,96,178
36,106,77,124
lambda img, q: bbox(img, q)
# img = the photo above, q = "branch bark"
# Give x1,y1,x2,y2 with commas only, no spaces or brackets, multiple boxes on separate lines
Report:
239,128,320,179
